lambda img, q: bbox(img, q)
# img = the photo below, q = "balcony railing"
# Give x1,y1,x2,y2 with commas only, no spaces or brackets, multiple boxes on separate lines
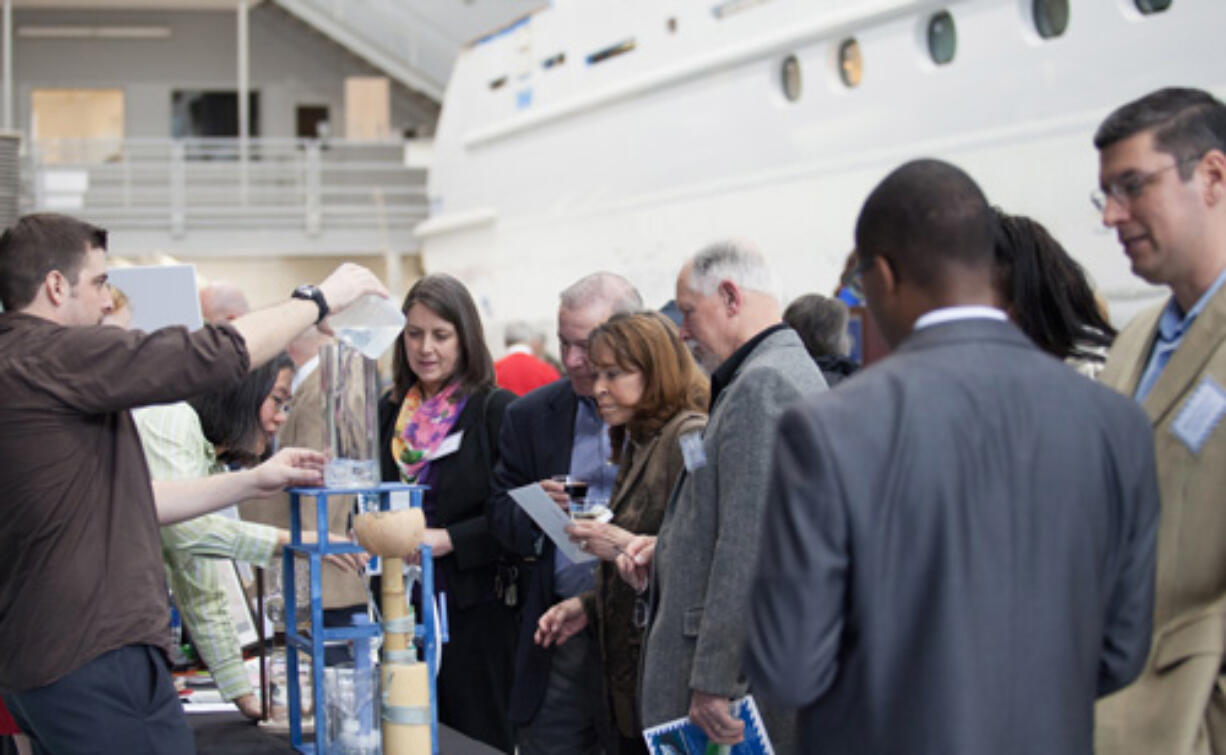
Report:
25,138,428,241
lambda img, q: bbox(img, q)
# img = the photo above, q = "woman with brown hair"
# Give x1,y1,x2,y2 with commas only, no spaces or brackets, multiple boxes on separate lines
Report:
376,273,517,752
535,311,708,754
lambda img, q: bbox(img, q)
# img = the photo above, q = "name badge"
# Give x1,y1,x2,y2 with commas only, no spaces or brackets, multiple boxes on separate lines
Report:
679,431,707,472
1172,378,1226,455
429,431,464,461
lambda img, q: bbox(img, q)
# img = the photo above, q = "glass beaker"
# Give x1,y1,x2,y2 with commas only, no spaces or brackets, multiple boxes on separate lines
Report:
321,340,380,488
324,661,381,754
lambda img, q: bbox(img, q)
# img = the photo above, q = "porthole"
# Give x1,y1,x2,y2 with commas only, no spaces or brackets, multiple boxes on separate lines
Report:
926,11,956,65
1032,0,1069,39
780,54,802,102
1135,0,1172,13
837,38,862,88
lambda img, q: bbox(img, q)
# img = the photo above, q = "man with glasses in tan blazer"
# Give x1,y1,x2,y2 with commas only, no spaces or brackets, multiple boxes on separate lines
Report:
1093,88,1226,755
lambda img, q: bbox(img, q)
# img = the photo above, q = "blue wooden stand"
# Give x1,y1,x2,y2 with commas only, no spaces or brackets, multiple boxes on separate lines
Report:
283,482,442,755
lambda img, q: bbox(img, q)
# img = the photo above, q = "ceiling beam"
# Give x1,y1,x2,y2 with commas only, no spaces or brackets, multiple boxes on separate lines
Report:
272,0,444,102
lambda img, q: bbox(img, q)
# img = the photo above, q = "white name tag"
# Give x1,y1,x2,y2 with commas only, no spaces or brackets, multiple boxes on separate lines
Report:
1172,378,1226,455
429,431,464,461
679,431,707,472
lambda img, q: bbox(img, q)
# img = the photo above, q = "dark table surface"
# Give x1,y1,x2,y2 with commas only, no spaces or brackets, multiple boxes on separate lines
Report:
189,711,503,754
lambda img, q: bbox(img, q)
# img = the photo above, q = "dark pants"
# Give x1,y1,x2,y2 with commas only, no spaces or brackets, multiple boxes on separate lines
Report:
517,627,603,755
437,598,517,754
1,645,195,755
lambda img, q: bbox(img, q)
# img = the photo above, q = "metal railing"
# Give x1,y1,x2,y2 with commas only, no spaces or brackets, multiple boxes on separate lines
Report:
25,137,428,238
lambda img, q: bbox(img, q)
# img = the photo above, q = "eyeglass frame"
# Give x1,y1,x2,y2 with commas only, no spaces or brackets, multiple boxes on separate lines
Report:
1091,153,1205,213
839,251,876,293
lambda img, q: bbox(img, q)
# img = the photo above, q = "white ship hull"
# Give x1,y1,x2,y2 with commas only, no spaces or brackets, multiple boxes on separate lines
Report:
420,0,1226,327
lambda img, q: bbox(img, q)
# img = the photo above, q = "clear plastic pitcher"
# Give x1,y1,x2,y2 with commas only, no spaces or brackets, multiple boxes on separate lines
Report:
328,294,405,360
321,340,380,488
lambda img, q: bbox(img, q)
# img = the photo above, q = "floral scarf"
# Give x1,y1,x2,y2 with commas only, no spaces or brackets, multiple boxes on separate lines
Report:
391,382,467,484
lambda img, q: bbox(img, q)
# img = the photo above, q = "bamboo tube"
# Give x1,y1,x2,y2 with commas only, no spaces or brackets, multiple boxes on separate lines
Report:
352,509,430,753
382,661,431,753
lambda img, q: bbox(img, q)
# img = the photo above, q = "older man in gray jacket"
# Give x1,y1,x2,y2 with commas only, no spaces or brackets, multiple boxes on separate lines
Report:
623,240,825,753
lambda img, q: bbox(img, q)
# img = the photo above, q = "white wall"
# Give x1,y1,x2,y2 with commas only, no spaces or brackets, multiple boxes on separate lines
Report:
13,3,439,140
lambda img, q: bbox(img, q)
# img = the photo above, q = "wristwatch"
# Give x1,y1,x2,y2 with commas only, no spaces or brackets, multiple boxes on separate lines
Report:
290,284,329,324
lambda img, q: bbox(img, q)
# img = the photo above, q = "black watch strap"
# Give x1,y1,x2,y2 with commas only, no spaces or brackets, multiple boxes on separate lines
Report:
291,284,329,324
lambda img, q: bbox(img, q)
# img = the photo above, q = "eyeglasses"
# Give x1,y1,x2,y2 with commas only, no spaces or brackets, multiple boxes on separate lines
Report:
1091,155,1202,212
267,395,293,415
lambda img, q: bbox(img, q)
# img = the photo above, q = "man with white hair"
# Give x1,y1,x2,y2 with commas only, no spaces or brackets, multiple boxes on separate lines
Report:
626,241,825,753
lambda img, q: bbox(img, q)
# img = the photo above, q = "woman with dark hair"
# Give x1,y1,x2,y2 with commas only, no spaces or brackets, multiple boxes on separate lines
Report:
190,353,294,466
135,352,357,720
993,210,1117,378
377,273,517,753
534,312,708,754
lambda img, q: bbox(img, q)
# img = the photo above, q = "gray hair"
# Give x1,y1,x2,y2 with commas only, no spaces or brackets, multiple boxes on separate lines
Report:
559,272,643,316
503,320,536,348
683,240,777,298
783,293,850,358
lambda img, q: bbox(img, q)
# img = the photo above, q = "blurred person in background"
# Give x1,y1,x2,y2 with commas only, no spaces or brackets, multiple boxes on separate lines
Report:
496,320,561,396
101,284,132,328
783,293,859,386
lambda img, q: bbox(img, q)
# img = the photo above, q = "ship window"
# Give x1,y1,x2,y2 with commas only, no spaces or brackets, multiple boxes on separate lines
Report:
587,39,636,66
542,52,565,70
838,38,862,88
1032,0,1069,39
1134,0,1172,13
781,54,802,102
488,76,507,91
926,11,956,65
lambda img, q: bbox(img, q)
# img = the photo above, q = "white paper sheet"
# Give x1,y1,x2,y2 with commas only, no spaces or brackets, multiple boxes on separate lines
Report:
508,483,595,564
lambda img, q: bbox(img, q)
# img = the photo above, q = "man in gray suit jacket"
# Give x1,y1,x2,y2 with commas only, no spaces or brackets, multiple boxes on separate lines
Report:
745,159,1160,754
627,240,826,753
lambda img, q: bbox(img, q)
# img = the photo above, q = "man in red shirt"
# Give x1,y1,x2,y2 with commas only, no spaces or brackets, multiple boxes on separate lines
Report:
496,320,561,396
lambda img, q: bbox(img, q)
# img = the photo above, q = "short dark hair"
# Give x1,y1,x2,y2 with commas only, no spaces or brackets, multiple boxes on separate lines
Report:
189,352,294,467
993,210,1115,362
0,213,108,311
783,294,849,358
391,273,495,402
1094,88,1226,180
854,159,995,290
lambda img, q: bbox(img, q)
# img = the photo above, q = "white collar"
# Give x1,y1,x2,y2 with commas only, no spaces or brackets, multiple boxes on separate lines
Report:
291,355,319,394
505,343,533,356
913,306,1007,331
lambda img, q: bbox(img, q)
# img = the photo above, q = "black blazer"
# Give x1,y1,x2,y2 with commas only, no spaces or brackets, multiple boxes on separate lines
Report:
378,384,515,610
486,378,577,725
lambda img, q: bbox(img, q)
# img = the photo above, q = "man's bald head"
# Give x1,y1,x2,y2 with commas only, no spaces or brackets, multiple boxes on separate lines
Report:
199,281,250,323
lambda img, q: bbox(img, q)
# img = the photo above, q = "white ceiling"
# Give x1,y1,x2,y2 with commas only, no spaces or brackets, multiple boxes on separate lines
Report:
15,0,243,9
13,0,547,99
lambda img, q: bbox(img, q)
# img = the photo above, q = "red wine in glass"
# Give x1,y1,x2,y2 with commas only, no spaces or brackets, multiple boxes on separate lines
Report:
564,480,589,500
